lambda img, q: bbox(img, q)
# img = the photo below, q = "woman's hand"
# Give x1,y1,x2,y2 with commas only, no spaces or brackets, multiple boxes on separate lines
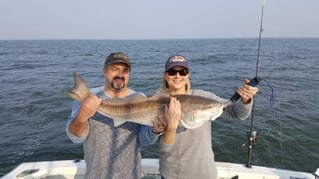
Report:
164,97,182,131
237,79,259,104
162,96,182,144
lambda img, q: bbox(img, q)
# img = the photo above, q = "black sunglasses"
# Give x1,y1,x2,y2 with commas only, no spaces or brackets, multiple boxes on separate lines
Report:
166,69,189,76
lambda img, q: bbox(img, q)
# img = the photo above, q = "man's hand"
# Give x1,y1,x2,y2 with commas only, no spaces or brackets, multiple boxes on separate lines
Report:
77,93,102,122
152,114,167,134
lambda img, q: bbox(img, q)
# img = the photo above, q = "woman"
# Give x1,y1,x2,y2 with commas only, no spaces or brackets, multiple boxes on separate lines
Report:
159,55,259,179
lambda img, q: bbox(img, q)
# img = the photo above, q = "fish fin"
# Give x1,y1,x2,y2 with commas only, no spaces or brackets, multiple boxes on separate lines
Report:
151,86,170,99
104,93,147,104
126,93,148,101
64,72,90,101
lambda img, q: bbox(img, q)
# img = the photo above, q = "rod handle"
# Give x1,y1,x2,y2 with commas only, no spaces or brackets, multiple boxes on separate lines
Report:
230,76,261,103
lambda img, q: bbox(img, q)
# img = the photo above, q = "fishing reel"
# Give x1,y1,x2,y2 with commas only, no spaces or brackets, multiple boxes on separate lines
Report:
247,130,259,147
236,130,259,150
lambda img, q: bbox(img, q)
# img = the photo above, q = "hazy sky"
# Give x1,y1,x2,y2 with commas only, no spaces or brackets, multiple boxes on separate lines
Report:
1,0,318,40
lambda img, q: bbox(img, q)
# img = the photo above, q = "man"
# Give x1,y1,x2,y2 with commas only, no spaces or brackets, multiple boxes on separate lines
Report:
66,52,165,179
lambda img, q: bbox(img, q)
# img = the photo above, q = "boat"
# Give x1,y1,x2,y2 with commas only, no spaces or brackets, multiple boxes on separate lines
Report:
2,158,319,179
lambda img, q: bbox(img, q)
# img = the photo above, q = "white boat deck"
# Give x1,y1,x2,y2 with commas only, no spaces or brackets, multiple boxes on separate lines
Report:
2,159,318,179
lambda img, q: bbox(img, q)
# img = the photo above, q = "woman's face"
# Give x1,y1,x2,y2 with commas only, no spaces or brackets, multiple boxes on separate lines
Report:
164,66,189,94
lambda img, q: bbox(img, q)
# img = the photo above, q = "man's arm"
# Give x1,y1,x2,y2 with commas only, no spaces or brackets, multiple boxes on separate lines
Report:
138,125,162,145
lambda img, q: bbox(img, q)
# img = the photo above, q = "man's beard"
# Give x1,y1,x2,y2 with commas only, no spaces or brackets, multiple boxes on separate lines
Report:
110,76,126,91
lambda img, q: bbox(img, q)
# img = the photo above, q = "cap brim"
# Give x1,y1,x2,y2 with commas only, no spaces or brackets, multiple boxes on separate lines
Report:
165,63,189,71
106,60,130,67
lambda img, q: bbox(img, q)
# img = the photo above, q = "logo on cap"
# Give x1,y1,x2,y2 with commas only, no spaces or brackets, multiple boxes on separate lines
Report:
169,55,186,63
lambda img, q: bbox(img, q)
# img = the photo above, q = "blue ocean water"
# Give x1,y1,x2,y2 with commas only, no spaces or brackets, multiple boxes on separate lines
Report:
0,38,318,176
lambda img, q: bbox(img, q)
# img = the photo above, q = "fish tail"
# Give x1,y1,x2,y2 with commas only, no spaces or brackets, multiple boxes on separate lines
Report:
64,72,90,102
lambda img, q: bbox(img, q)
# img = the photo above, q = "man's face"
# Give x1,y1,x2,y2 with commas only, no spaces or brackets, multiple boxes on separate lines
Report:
103,63,130,91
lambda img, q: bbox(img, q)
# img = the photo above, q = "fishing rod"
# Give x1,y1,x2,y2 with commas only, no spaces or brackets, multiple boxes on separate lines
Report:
233,0,265,168
246,0,265,168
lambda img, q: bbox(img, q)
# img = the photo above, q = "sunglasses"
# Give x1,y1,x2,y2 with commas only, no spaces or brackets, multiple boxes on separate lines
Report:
166,69,189,76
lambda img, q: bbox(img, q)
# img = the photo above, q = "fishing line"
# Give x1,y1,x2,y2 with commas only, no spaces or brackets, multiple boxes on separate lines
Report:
263,79,275,107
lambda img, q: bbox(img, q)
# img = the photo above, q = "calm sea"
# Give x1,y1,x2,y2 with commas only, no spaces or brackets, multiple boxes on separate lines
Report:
0,38,318,176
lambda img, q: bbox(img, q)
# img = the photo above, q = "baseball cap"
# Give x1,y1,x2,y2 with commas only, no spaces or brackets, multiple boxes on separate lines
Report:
165,55,189,71
105,52,131,68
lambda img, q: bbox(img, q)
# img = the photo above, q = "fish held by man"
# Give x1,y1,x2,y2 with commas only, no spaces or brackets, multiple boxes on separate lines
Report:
64,72,226,129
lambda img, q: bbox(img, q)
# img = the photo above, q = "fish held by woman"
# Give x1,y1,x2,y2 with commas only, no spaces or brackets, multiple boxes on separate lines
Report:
64,72,226,129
